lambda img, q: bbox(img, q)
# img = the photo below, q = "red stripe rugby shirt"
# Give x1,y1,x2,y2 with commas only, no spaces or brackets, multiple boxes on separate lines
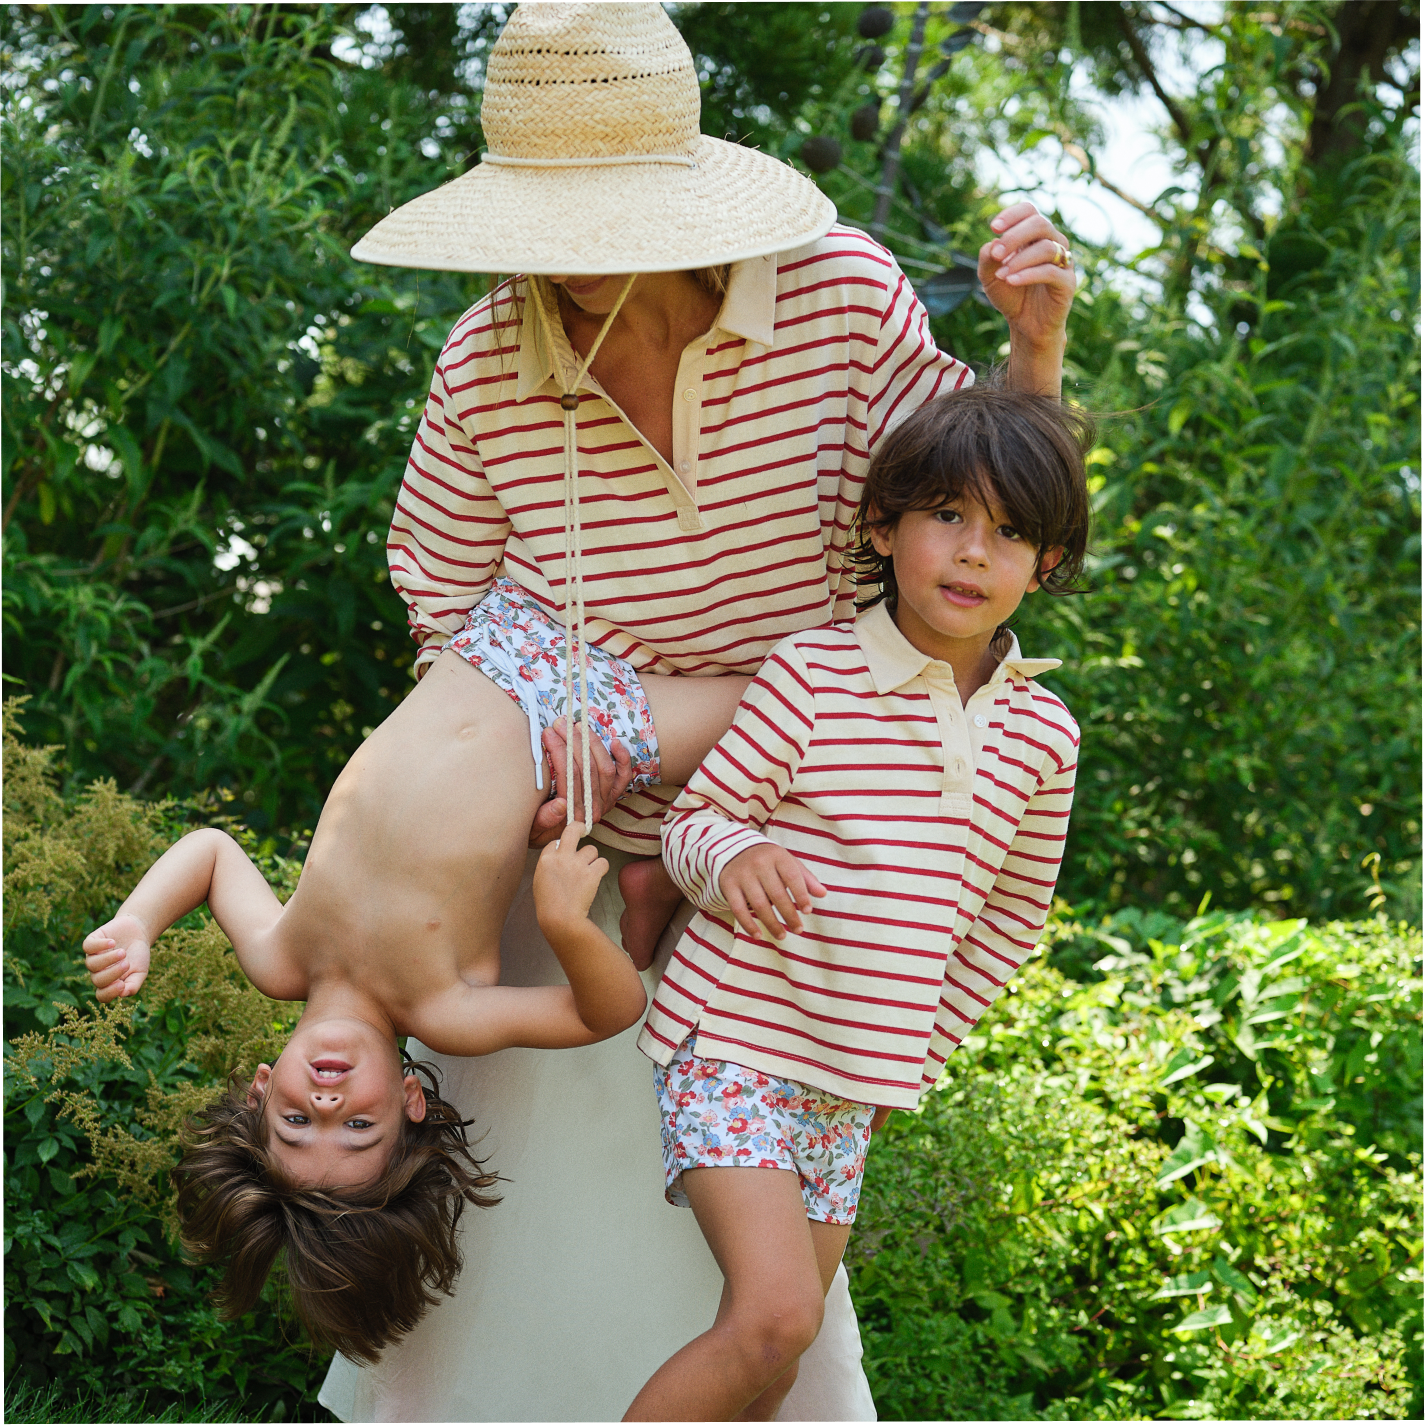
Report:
638,603,1079,1108
388,227,972,852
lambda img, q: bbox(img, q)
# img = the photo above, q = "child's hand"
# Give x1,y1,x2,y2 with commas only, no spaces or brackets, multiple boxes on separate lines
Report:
82,914,153,1002
533,832,610,937
720,844,825,942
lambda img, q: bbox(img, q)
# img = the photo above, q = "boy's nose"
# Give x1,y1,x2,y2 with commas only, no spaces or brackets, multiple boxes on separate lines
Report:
310,1090,344,1112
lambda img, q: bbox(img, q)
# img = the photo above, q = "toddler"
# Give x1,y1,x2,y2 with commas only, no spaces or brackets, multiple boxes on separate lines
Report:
83,579,746,1362
625,385,1091,1420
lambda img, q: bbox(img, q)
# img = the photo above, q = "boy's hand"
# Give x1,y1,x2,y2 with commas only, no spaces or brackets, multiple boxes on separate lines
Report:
533,832,611,937
720,844,826,943
82,914,153,1002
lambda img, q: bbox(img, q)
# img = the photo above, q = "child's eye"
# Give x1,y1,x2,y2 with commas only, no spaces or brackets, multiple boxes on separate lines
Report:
346,1119,374,1131
282,1113,309,1125
933,508,962,524
998,525,1023,541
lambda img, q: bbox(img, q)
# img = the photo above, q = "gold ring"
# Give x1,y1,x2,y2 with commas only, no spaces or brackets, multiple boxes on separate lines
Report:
1052,242,1072,270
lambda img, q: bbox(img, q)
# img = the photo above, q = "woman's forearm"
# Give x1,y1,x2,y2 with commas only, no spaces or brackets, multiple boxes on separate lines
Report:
1005,330,1067,400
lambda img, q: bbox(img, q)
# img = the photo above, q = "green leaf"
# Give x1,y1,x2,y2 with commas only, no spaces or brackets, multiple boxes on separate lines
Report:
1151,1271,1213,1299
1212,1257,1259,1302
1167,398,1193,435
1174,1303,1232,1332
36,1137,60,1164
1160,1052,1215,1087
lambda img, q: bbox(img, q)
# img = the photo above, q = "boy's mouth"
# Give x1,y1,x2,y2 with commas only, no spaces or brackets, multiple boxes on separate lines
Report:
310,1059,352,1082
940,582,987,608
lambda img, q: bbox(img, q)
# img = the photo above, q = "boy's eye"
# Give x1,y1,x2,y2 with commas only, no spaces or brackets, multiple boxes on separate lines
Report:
933,508,962,524
282,1113,309,1126
997,525,1023,540
346,1119,374,1131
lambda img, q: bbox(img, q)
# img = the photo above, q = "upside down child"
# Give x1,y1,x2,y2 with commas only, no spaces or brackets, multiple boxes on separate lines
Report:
82,585,752,1362
623,385,1092,1420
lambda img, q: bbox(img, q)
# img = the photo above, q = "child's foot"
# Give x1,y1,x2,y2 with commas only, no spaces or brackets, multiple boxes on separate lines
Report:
618,858,686,971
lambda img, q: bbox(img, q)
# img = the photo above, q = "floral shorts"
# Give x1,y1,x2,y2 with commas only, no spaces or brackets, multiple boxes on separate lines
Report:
445,578,660,794
653,1034,876,1226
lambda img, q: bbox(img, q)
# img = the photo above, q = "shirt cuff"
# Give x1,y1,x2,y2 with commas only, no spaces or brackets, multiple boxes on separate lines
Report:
688,823,774,914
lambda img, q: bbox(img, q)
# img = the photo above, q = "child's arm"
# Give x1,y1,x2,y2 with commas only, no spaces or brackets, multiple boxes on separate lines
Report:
412,833,647,1056
660,641,821,936
82,828,291,1002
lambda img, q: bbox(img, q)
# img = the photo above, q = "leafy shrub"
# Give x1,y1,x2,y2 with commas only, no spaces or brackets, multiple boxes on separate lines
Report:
2,703,330,1419
852,907,1423,1419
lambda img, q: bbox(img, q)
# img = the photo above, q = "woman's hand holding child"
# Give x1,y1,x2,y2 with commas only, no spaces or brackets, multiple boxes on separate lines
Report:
83,913,153,1002
719,844,826,943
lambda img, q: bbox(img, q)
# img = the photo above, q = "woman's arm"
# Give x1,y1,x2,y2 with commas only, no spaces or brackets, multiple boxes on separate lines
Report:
82,828,289,1002
977,201,1077,399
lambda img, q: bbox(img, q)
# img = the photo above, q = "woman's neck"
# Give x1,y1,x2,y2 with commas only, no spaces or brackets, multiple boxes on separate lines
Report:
558,271,720,357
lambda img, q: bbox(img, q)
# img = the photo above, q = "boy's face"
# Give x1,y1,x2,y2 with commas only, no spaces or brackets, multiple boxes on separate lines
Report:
871,489,1059,662
251,1017,426,1189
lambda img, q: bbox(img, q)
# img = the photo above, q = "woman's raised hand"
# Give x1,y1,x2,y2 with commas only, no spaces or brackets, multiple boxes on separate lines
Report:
82,913,152,1002
977,200,1076,360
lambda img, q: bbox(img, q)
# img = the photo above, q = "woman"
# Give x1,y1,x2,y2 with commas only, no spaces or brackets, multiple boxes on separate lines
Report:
319,5,1075,1420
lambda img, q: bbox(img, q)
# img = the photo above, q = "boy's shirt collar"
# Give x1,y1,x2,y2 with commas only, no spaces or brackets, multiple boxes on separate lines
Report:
854,600,1062,695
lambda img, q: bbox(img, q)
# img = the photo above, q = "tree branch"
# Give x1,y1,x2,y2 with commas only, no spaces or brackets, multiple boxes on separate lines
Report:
1116,5,1196,153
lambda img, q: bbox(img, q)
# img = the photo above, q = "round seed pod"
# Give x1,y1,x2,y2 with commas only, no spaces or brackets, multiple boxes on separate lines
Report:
861,43,887,71
857,5,895,38
850,102,881,142
799,135,843,174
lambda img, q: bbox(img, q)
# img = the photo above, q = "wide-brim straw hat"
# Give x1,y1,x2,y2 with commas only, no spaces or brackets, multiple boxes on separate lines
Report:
351,2,836,275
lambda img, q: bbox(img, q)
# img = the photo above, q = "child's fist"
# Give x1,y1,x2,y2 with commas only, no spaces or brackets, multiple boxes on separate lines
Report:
533,832,610,937
719,844,826,942
82,914,152,1002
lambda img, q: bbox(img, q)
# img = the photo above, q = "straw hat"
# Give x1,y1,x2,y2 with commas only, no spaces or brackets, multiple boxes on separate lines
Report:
351,2,836,274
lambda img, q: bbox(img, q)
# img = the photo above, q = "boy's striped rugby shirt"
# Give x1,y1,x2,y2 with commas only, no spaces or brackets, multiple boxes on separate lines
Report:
388,226,971,853
638,603,1079,1109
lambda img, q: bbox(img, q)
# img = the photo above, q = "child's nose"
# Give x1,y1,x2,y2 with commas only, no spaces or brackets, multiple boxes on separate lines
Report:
310,1090,344,1111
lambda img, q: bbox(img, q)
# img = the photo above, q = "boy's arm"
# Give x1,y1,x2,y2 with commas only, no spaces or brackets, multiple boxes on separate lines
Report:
920,735,1079,1086
661,642,817,915
83,828,292,1002
412,834,647,1056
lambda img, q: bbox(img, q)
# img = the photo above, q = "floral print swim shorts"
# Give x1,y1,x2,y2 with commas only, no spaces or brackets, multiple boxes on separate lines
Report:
445,578,660,794
653,1033,876,1226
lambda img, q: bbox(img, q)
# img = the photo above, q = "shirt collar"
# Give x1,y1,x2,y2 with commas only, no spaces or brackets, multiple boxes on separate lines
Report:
514,256,778,403
854,600,1062,695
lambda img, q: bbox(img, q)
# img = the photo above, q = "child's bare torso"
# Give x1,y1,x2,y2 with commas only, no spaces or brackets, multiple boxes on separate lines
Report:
272,654,545,1024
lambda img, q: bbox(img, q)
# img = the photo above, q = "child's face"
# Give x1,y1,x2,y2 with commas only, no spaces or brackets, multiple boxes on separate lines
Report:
871,488,1057,661
251,1017,426,1189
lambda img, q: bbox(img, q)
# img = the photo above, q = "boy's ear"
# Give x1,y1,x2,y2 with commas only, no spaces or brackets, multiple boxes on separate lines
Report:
248,1063,273,1109
403,1072,428,1124
867,510,895,559
1028,546,1064,593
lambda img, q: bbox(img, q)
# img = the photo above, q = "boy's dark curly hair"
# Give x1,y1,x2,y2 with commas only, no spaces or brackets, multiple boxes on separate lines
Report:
854,383,1094,613
172,1057,500,1364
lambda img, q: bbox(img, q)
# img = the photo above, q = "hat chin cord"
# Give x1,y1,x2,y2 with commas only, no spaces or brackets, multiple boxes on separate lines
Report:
531,273,638,835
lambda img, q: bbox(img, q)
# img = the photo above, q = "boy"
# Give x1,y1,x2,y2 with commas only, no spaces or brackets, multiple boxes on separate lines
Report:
626,385,1091,1420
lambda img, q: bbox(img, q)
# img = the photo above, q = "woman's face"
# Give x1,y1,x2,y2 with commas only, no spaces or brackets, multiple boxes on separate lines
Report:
547,274,636,314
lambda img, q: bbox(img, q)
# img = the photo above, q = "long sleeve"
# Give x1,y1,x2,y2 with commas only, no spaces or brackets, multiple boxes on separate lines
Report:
921,726,1079,1085
661,640,818,914
864,257,973,452
388,348,513,671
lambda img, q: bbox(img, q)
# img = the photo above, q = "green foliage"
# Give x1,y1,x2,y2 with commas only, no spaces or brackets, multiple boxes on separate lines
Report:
852,907,1423,1419
2,705,327,1419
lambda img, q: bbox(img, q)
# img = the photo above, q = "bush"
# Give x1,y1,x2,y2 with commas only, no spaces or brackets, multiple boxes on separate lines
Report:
2,702,330,1420
852,906,1423,1419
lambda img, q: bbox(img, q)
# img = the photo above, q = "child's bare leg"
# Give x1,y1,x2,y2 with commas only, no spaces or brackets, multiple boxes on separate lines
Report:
617,857,684,970
622,1167,851,1422
615,672,751,966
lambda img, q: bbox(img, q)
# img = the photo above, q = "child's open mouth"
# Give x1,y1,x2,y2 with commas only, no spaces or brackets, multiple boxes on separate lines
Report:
940,583,987,608
310,1059,352,1082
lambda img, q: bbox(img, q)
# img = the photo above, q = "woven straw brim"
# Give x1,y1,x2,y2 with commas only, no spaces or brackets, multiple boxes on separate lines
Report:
350,136,836,275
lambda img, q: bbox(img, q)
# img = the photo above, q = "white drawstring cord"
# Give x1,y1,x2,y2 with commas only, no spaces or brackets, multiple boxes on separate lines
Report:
531,273,637,835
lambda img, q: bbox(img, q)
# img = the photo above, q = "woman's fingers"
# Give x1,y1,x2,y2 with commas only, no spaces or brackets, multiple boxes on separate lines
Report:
993,236,1073,283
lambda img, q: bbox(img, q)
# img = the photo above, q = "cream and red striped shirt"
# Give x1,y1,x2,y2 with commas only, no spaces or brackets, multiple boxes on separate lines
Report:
637,603,1079,1109
388,226,971,852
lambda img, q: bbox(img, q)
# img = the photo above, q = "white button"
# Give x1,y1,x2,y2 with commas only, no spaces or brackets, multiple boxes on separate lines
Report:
974,714,987,727
678,460,691,473
683,389,696,402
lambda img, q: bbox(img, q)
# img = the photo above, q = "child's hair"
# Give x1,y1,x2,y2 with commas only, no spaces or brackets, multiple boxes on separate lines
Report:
172,1057,500,1364
854,383,1094,612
